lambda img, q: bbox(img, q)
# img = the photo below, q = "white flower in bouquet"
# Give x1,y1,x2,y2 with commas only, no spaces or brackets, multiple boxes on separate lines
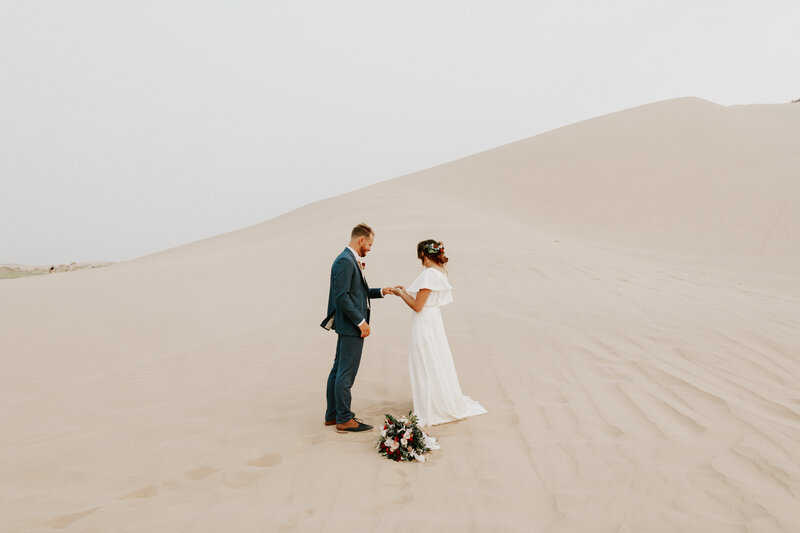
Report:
424,434,440,450
400,438,408,447
403,430,412,440
381,428,387,437
389,440,400,452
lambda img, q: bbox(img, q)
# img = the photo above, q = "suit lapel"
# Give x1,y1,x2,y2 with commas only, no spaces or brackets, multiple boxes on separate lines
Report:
345,248,368,288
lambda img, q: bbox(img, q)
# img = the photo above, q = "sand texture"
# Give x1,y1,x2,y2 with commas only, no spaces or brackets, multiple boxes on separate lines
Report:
1,98,799,532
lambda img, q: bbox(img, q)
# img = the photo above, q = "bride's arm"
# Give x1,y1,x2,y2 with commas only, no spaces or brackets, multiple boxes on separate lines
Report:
395,287,431,312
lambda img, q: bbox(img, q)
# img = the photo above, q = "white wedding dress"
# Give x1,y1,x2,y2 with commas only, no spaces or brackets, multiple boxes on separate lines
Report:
407,268,487,427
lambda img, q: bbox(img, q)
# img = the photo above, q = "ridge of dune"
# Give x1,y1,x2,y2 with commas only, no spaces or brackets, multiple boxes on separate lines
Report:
1,97,799,532
385,97,800,285
734,101,800,128
126,97,800,290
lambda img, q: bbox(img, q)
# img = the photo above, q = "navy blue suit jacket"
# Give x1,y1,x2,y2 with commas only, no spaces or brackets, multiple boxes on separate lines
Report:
321,248,383,337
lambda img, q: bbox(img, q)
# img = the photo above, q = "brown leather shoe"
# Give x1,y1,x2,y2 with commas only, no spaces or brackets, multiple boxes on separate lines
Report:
324,420,337,426
336,417,373,433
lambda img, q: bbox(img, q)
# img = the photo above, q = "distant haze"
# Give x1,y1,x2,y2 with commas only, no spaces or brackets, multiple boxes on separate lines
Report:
2,0,799,264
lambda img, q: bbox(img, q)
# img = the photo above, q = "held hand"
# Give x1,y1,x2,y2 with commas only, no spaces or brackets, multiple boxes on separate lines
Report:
359,322,371,338
394,285,406,294
382,287,395,296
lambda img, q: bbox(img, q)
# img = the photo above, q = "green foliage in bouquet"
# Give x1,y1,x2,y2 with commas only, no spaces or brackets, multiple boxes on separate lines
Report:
376,411,434,462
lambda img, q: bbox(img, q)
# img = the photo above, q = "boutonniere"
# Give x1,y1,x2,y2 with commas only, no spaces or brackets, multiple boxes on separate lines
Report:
361,262,366,269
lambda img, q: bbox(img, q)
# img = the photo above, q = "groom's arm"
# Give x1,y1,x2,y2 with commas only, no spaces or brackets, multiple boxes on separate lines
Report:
332,258,365,326
369,288,385,299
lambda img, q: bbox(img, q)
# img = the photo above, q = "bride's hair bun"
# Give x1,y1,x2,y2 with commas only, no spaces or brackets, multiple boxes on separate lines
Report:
417,239,449,265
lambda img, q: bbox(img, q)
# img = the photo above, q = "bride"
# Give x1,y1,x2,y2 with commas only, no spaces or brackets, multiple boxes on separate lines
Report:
393,240,487,427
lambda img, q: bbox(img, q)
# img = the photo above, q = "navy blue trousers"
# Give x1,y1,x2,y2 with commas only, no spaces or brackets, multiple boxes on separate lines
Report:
325,334,365,424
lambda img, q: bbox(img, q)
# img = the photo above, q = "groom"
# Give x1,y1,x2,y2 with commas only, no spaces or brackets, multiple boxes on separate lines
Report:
321,223,394,433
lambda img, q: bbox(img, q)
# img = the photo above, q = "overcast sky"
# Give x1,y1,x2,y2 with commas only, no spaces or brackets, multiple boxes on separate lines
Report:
2,1,799,264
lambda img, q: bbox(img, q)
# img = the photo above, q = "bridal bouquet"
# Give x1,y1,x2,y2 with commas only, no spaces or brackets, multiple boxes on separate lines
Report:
377,412,439,463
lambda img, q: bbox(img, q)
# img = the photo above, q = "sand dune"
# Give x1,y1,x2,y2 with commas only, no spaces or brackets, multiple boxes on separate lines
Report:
1,97,799,532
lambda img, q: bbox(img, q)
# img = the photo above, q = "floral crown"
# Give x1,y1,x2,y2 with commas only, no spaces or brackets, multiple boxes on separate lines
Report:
423,242,444,255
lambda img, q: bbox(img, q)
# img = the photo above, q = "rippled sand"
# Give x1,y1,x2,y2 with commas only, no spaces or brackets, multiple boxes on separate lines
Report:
1,98,798,532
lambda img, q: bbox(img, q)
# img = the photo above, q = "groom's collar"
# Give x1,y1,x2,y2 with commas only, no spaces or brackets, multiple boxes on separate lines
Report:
346,246,361,263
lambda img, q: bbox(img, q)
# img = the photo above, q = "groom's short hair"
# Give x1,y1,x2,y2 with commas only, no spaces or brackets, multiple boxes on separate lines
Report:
351,223,373,239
